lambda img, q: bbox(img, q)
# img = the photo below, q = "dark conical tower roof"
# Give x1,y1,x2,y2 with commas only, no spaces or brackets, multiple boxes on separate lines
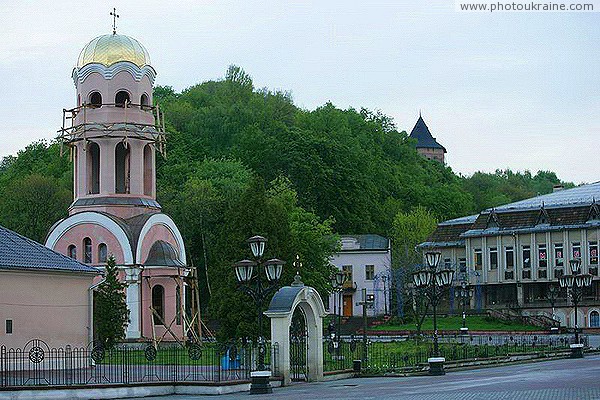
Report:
409,115,446,152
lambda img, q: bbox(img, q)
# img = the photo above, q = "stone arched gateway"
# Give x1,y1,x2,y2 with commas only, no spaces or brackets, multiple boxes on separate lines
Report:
265,276,326,385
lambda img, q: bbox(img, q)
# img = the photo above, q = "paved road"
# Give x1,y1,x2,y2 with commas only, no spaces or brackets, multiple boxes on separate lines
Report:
134,355,600,400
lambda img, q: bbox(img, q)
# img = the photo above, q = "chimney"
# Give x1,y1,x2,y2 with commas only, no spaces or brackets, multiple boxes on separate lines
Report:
553,185,564,193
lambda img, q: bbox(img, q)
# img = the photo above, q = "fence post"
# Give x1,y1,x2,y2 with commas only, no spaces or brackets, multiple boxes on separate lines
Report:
65,345,72,386
1,346,5,388
122,347,129,384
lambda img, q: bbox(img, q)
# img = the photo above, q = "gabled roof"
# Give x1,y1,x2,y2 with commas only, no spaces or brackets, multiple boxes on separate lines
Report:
409,115,446,152
0,225,99,274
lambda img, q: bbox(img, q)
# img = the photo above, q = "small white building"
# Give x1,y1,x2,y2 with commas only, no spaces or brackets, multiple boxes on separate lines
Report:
329,235,391,317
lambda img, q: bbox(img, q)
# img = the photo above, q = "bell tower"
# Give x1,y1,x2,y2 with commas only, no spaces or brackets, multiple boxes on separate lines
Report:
47,18,191,343
60,27,165,219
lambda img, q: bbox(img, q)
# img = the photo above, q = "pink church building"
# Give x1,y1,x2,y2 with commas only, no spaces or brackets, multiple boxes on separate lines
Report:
45,31,188,342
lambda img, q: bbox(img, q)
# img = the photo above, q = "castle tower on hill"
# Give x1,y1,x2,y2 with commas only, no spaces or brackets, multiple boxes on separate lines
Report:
46,27,188,342
409,114,447,163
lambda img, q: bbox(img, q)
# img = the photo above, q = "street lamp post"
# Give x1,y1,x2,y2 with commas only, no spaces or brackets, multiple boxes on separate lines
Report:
233,235,285,394
558,258,593,358
546,284,560,332
454,276,472,333
412,251,455,376
330,271,347,358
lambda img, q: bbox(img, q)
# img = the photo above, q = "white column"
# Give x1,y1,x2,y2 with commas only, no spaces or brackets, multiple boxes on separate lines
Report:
125,266,141,339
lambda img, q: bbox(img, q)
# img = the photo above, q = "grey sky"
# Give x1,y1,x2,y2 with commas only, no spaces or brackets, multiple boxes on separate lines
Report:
0,0,598,183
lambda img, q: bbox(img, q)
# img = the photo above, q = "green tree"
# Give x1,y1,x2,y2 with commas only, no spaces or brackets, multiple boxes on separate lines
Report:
391,206,438,319
94,255,129,348
0,174,71,243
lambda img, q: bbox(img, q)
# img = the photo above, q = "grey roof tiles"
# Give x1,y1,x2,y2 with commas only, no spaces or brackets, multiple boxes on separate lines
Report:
0,224,99,274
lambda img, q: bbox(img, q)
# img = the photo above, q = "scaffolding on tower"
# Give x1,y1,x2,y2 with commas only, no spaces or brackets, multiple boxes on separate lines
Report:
57,101,168,159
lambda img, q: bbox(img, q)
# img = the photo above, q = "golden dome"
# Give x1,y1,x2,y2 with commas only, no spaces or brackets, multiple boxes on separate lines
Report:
77,34,151,68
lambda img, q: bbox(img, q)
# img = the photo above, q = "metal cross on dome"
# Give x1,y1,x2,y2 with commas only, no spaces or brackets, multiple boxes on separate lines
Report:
110,8,120,34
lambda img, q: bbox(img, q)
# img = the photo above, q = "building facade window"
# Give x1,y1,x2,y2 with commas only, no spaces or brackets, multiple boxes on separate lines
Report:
365,265,375,280
152,285,165,325
98,243,107,263
589,241,598,264
474,249,482,271
489,248,498,270
68,245,77,260
342,265,353,285
538,244,547,269
522,245,531,279
444,258,452,269
591,310,600,328
505,246,514,269
572,242,581,259
554,243,564,267
522,246,531,268
83,238,92,264
5,319,12,334
459,258,467,273
589,241,599,276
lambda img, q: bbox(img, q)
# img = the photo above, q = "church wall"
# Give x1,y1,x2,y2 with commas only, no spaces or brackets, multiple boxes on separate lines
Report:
139,272,184,340
0,270,95,349
52,224,126,265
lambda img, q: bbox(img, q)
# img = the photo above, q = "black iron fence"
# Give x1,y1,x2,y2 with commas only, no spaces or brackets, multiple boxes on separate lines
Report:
324,334,586,374
0,339,279,388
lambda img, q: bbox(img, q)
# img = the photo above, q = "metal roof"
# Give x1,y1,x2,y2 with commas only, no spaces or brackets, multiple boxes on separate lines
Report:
438,214,479,226
340,234,389,251
491,182,600,212
266,286,305,313
0,225,99,274
145,240,185,267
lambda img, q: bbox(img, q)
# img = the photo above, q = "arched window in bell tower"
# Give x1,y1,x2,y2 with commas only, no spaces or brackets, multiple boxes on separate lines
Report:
140,93,149,110
87,142,100,194
143,144,153,196
89,92,102,108
115,90,130,108
115,142,130,194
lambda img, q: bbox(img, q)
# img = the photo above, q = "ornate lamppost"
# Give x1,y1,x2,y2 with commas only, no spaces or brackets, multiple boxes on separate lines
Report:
454,275,473,333
329,271,347,358
546,284,560,332
412,252,455,375
233,235,285,394
558,258,592,358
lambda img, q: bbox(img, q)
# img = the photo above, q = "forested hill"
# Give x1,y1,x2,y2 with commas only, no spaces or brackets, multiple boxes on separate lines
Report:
0,66,572,337
0,66,572,244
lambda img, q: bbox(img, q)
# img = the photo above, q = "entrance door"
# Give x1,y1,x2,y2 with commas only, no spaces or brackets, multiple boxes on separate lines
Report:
343,295,353,317
289,307,308,381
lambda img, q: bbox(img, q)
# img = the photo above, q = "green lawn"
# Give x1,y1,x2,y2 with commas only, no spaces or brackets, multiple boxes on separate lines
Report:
372,315,541,332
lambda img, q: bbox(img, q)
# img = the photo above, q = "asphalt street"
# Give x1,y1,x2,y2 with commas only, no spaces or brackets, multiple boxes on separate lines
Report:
128,354,600,400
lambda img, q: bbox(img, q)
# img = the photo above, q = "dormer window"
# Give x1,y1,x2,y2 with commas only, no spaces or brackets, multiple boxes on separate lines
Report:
486,211,499,229
536,208,550,225
588,203,600,222
115,90,130,108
